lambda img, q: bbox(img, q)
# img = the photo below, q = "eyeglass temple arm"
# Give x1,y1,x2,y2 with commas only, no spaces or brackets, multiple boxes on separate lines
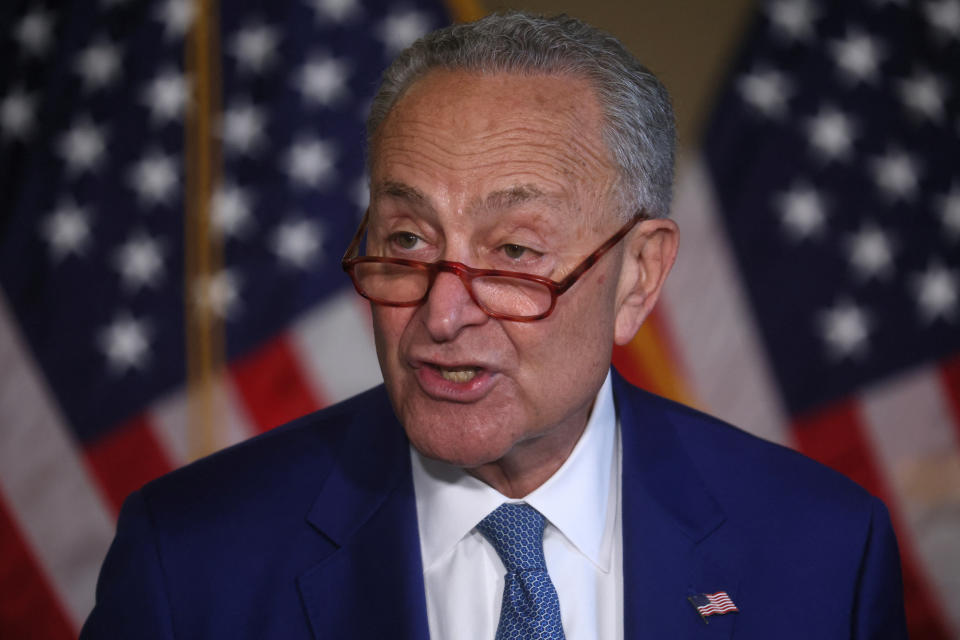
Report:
553,210,648,293
341,209,371,265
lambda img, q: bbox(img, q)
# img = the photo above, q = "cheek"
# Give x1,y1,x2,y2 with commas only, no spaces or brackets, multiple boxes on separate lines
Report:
508,286,616,389
371,306,414,371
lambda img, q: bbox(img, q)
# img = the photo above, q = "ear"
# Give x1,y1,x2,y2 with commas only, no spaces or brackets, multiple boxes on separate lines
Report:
613,218,679,345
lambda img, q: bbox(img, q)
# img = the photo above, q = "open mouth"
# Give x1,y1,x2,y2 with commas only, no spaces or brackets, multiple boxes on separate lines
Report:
436,365,480,383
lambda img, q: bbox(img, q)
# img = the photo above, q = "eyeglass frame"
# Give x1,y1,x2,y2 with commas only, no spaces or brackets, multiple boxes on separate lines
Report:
341,208,648,322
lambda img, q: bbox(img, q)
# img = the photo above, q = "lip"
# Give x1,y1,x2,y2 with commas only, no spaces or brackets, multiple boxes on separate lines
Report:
410,358,499,402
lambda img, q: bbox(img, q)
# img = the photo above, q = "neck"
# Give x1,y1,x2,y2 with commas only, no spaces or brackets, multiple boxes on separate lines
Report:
466,413,590,498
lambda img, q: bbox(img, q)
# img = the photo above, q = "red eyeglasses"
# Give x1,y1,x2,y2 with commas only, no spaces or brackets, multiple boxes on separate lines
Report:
341,210,646,321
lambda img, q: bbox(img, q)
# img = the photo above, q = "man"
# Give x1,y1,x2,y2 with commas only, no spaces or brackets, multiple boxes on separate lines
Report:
82,12,907,639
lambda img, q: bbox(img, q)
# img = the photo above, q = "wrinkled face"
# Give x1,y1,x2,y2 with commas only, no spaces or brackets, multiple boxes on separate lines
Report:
368,69,631,468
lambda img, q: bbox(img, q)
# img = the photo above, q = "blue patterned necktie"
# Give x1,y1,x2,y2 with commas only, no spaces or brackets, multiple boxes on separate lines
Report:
477,503,566,640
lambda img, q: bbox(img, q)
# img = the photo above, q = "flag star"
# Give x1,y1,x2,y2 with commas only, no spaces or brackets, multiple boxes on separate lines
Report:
129,150,179,206
307,0,361,22
194,269,241,319
155,0,195,40
113,233,165,290
897,70,948,122
830,28,884,83
74,38,123,91
42,200,93,261
924,0,960,41
295,54,351,107
737,67,793,118
13,8,55,57
845,224,895,280
284,137,337,188
776,183,827,240
805,106,856,162
871,149,921,201
766,0,819,42
57,117,108,175
211,182,255,237
936,182,960,240
911,261,958,322
1,88,36,141
271,218,324,269
377,10,432,56
98,313,152,373
142,68,189,124
220,101,266,156
229,23,279,74
817,299,872,359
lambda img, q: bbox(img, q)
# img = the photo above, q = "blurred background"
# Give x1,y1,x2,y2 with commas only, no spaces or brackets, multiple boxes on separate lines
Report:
1,0,958,637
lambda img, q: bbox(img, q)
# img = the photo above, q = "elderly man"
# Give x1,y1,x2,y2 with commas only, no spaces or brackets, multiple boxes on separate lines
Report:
82,12,907,640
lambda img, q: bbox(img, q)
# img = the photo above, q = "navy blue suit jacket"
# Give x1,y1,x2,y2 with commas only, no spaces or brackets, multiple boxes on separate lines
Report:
81,372,908,638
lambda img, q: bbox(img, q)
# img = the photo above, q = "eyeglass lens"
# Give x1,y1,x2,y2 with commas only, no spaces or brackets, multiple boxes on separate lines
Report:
351,262,554,318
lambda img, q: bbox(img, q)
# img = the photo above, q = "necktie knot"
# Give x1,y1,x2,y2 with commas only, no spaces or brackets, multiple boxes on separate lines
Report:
476,502,547,573
477,502,566,639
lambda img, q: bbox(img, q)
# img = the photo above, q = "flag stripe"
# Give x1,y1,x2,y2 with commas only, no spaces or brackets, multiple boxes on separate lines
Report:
0,492,75,640
613,307,694,406
231,334,324,431
939,353,960,442
288,290,383,406
0,293,113,628
698,604,737,615
792,401,885,497
861,366,960,634
792,399,953,638
83,414,175,513
662,158,792,447
149,377,257,467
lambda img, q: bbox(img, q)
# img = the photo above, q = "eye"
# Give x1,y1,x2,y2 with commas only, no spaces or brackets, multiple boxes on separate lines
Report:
388,231,422,250
499,243,538,261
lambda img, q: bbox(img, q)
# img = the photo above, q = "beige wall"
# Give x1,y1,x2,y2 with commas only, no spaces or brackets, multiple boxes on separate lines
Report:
479,0,757,152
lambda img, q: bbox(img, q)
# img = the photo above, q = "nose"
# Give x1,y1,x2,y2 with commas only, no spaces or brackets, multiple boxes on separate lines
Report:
421,269,488,341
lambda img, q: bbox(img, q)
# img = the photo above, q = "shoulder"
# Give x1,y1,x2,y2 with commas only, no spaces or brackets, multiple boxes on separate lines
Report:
613,374,880,529
136,384,398,527
612,375,907,636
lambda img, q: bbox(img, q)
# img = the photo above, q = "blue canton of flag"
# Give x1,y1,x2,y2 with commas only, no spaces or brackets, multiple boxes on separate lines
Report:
0,0,455,635
706,0,960,415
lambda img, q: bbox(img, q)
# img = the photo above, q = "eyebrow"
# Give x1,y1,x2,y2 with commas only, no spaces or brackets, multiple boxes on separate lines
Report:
375,181,432,208
481,184,547,211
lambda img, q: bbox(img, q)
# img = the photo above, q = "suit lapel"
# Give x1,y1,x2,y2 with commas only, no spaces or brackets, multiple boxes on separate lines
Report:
296,388,430,640
615,373,740,640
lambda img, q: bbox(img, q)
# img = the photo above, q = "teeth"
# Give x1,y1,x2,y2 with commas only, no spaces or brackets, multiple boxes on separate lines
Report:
439,367,478,383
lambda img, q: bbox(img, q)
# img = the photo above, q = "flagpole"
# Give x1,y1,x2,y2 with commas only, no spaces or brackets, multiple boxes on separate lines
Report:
185,0,225,461
444,0,485,22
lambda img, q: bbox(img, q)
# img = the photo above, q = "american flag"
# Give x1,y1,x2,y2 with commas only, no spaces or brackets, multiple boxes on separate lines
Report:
0,0,469,635
652,0,960,636
689,591,739,619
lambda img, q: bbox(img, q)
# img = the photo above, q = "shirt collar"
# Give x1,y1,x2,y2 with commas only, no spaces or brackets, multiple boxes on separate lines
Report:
411,370,617,572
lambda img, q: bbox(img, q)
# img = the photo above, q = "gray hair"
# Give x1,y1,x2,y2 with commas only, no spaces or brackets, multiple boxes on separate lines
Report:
366,12,676,219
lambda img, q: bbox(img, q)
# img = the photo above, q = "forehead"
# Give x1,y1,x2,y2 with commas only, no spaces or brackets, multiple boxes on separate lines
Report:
370,69,618,223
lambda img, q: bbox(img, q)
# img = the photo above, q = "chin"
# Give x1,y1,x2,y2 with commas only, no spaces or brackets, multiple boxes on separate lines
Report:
401,405,519,469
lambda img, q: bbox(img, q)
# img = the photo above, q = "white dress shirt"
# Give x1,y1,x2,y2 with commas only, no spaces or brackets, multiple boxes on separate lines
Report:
411,371,623,640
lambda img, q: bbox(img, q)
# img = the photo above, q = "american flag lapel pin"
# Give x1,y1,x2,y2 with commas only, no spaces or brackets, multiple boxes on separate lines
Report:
688,591,739,624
